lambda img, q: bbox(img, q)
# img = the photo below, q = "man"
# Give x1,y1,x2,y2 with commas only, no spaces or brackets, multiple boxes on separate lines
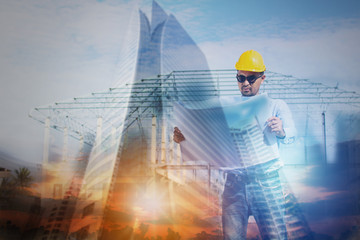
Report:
174,50,296,240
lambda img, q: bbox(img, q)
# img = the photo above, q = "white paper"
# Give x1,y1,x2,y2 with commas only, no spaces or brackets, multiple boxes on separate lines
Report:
173,94,278,168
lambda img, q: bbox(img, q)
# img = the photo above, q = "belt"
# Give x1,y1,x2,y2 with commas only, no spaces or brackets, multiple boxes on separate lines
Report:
226,170,279,184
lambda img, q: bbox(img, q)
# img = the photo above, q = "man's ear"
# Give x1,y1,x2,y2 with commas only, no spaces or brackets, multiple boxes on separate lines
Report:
260,74,266,83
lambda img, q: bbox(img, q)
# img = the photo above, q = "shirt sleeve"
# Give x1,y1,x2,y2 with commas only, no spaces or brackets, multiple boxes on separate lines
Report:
276,100,297,144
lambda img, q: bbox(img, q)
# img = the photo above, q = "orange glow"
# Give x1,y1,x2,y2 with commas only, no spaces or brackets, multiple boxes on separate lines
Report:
97,172,222,238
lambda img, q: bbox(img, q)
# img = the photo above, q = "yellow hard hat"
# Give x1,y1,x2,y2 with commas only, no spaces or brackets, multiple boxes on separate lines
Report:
235,50,266,72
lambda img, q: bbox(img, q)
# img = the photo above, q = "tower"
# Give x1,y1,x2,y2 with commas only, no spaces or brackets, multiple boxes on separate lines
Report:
67,2,217,239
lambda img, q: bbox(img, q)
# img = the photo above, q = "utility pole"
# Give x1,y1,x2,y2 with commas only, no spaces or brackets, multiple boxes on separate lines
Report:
322,112,327,165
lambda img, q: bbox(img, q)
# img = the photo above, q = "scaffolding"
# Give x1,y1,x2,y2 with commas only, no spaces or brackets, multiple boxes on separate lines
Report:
29,69,360,147
30,69,360,239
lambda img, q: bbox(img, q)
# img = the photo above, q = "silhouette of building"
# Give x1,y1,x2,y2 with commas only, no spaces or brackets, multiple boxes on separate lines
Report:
66,1,217,239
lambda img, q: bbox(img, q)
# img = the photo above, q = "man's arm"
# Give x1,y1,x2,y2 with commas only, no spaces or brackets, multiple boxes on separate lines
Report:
274,100,297,144
266,99,297,144
267,116,286,138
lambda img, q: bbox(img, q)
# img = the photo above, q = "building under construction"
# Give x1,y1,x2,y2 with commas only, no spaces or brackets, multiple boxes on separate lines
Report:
29,1,360,240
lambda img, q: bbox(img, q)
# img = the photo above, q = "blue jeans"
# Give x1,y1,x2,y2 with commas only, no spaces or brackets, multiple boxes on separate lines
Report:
222,165,287,240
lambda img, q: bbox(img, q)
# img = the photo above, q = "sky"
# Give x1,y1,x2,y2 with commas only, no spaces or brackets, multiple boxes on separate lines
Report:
0,0,360,165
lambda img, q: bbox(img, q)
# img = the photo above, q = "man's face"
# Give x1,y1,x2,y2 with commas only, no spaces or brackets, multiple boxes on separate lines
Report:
237,70,265,96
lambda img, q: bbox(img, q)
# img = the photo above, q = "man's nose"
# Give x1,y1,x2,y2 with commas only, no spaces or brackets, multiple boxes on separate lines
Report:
243,79,250,86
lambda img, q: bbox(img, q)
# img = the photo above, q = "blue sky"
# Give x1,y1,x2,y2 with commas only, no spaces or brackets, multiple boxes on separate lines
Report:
155,0,360,41
0,0,360,164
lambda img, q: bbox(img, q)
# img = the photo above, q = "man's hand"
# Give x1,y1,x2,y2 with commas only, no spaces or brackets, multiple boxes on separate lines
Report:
173,127,185,143
267,117,285,138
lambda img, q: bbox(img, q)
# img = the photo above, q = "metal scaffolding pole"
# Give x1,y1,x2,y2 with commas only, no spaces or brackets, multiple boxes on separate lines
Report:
30,69,360,170
322,112,328,165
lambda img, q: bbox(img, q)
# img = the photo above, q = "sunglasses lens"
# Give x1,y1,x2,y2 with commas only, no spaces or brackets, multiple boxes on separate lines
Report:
236,74,261,83
237,75,246,83
247,75,256,83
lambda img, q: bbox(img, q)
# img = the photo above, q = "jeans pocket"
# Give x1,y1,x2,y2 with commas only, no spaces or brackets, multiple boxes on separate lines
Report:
225,179,234,188
222,179,245,208
257,176,281,190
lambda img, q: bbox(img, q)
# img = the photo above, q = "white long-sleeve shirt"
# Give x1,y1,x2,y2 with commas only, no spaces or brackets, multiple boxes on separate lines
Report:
175,93,297,169
220,93,297,168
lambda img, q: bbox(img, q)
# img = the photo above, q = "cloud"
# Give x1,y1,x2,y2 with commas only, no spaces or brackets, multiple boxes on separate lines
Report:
293,184,345,203
0,0,134,69
282,165,353,205
0,0,138,163
198,18,360,93
1,0,359,167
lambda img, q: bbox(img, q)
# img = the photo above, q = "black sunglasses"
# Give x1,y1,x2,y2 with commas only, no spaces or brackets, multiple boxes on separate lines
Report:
236,74,263,84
